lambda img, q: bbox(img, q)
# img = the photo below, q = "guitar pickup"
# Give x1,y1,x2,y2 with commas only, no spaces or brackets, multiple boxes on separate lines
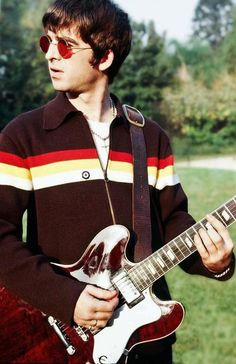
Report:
112,270,144,308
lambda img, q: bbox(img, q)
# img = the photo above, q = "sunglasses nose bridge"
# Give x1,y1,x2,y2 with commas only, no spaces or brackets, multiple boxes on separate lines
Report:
45,39,62,59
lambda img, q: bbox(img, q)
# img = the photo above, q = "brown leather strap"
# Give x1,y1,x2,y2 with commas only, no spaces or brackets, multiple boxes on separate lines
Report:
122,105,152,262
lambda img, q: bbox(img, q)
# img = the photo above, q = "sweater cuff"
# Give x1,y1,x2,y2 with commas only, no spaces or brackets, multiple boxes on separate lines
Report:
208,254,235,281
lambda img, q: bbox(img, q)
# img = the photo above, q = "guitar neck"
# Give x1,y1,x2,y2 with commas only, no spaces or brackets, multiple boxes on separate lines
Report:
129,196,236,291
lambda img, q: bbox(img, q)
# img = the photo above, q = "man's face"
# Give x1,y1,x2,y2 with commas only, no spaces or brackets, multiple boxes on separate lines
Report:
43,28,101,94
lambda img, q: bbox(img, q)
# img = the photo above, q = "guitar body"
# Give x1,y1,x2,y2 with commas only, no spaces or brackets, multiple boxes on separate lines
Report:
1,197,235,363
0,225,184,364
0,288,94,364
93,289,184,364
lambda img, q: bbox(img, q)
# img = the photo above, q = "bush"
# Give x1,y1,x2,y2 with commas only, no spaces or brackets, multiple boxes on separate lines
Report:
160,74,236,153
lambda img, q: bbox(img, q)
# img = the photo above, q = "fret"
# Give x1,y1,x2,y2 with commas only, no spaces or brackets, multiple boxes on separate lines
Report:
186,227,197,251
218,205,235,226
127,196,236,293
158,250,173,270
174,236,189,256
230,198,236,220
233,197,236,215
139,263,148,284
179,233,194,254
154,254,166,271
172,240,185,259
196,220,216,232
131,267,146,290
146,261,156,276
221,203,236,225
150,256,163,277
165,247,178,263
213,210,227,226
225,204,235,220
191,224,200,235
139,264,152,285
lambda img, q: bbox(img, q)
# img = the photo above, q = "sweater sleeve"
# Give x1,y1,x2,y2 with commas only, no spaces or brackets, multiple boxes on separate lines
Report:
155,138,235,281
0,132,85,324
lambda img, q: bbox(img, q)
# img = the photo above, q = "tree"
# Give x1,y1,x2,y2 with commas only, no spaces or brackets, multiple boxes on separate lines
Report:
160,74,236,153
218,6,236,73
112,21,175,119
193,0,234,48
0,0,52,129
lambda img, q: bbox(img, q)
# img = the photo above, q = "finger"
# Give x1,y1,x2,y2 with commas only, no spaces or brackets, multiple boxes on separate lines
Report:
204,224,224,249
194,232,209,259
93,296,119,314
198,227,218,253
207,215,234,251
87,285,118,301
94,310,114,320
82,317,109,330
90,319,107,329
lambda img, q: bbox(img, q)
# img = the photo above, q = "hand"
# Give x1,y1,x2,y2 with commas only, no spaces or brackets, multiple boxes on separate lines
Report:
194,214,234,273
73,285,119,329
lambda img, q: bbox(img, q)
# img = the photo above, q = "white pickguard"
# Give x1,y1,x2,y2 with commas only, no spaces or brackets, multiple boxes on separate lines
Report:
93,289,163,364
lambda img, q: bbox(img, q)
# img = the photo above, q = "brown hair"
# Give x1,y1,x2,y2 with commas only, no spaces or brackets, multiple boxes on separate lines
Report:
42,0,132,83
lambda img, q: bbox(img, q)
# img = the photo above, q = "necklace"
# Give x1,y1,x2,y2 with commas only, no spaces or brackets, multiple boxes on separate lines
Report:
90,129,110,143
88,96,116,144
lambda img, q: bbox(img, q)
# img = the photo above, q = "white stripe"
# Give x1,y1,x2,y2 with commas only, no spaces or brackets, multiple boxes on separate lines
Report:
0,168,180,191
108,170,133,184
0,174,33,191
32,169,104,190
155,174,180,190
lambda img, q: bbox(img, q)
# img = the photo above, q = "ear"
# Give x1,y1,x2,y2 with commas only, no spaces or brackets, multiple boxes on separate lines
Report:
98,49,114,72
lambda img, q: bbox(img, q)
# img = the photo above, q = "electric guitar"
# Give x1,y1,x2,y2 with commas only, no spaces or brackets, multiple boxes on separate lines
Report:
0,196,235,364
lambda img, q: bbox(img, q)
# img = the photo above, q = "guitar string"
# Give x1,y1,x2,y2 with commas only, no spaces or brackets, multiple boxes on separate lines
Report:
64,199,236,335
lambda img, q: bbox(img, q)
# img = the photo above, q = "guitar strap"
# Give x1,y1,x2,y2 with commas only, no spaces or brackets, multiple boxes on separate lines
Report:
122,104,152,262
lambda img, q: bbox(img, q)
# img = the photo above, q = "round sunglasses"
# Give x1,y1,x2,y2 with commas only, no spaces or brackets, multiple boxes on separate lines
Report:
39,35,91,59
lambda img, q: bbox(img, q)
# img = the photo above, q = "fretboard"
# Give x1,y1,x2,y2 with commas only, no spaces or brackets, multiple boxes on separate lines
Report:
129,196,236,291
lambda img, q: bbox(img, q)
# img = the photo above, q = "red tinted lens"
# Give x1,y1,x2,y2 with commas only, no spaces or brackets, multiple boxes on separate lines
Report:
57,39,72,58
39,36,50,53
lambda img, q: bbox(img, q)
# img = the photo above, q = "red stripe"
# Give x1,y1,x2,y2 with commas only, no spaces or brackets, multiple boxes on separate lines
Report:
26,149,98,168
0,149,174,170
109,151,133,164
147,155,174,168
0,152,26,168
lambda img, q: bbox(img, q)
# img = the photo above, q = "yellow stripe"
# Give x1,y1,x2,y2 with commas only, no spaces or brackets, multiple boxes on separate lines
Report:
109,160,133,173
0,159,178,191
0,163,31,180
157,165,175,178
31,159,100,178
148,166,158,177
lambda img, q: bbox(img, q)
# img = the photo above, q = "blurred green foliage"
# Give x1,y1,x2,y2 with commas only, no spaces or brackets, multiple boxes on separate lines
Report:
0,0,235,155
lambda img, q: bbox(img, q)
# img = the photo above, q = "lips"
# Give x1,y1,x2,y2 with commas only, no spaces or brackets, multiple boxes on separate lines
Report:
49,67,63,77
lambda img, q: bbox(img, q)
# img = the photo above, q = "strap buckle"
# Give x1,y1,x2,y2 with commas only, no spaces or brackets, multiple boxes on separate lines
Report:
122,104,145,127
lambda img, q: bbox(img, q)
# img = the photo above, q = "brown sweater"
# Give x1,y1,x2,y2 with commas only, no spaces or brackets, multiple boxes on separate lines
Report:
0,93,234,336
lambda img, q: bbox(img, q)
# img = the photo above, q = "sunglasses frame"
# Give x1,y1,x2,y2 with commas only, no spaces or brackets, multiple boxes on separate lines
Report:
39,35,92,59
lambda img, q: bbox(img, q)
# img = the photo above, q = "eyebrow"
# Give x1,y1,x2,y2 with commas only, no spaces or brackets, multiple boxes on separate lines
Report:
59,36,80,46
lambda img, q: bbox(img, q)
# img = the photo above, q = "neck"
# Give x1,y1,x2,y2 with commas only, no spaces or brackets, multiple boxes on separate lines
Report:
66,88,116,123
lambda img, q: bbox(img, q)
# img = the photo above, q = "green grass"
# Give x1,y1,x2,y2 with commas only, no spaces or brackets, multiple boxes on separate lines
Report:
167,167,236,364
21,167,236,363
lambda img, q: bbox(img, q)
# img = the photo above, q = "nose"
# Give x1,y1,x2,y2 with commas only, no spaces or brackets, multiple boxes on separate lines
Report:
45,41,61,61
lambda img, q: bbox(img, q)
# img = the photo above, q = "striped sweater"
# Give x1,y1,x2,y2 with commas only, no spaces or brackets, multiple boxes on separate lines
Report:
0,93,231,336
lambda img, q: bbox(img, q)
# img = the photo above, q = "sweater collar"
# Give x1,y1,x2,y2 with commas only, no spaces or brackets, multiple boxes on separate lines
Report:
43,92,129,130
43,92,79,130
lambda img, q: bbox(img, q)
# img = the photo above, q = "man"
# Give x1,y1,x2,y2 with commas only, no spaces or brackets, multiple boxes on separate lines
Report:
0,1,234,363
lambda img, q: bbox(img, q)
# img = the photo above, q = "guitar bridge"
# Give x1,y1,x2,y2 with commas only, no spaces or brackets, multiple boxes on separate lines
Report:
112,270,144,307
48,316,76,355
